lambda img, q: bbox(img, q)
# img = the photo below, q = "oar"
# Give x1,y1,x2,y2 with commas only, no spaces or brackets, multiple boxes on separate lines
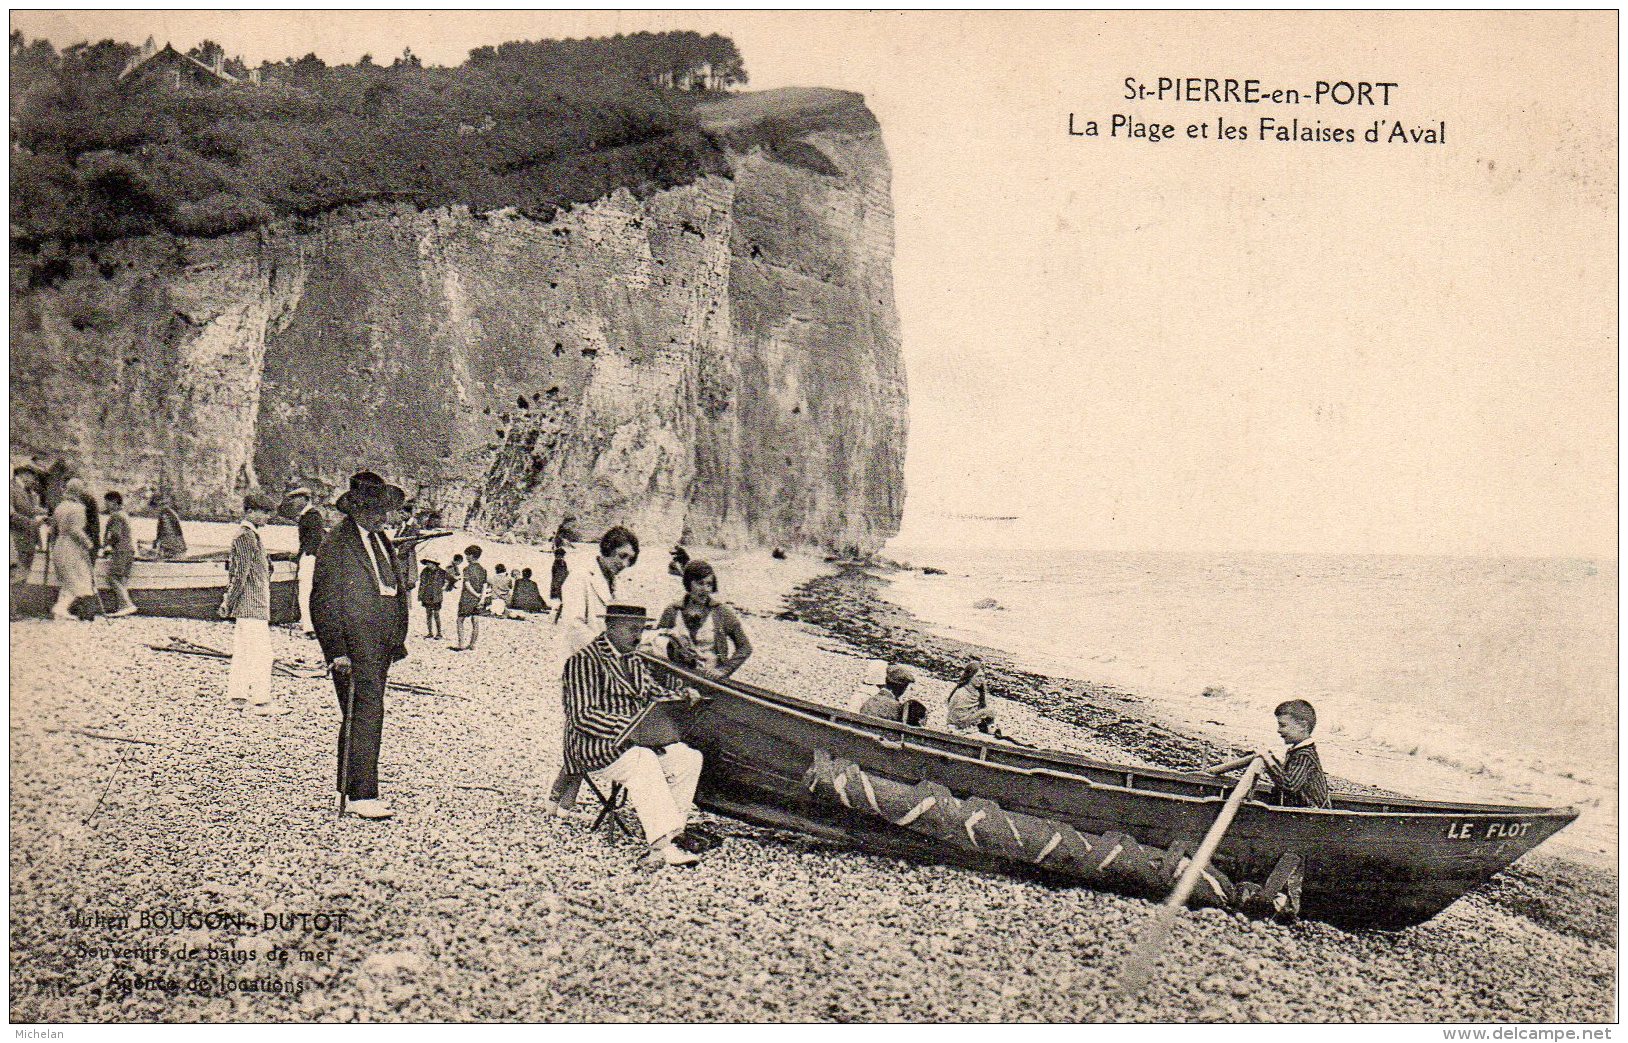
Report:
1118,755,1266,997
1204,752,1258,775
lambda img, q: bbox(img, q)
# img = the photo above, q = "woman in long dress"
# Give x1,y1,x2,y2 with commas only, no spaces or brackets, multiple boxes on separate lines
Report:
49,478,97,620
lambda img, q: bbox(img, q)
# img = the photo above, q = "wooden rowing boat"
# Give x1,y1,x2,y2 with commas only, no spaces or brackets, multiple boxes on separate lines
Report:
14,550,300,624
640,653,1578,929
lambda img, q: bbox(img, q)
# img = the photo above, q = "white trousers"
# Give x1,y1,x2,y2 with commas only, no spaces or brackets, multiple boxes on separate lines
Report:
298,553,316,632
592,743,703,845
227,617,273,706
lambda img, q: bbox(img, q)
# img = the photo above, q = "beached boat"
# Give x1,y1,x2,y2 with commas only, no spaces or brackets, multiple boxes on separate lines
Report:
14,549,300,624
641,653,1578,929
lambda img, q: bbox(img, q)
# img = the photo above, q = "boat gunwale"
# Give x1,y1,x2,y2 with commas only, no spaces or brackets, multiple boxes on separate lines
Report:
644,653,1578,824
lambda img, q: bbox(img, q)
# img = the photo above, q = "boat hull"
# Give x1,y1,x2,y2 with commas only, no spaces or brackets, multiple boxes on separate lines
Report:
648,657,1577,929
14,553,300,625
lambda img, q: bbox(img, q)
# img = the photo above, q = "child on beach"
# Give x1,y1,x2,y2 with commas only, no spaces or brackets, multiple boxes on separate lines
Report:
418,558,447,639
1208,699,1331,809
549,547,569,615
490,564,514,617
453,545,489,651
100,491,138,617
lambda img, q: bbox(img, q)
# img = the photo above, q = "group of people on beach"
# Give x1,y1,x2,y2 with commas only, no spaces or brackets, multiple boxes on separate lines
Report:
10,462,187,622
415,548,553,650
14,463,1331,863
545,524,760,866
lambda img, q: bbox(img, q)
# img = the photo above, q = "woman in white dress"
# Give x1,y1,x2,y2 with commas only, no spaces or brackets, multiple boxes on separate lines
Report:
48,478,97,620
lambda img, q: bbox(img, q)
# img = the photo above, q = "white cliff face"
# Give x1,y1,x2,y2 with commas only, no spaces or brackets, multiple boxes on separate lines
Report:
10,90,906,554
166,254,305,508
695,121,907,554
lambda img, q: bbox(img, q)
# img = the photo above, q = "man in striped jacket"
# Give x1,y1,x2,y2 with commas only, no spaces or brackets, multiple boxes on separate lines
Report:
561,604,705,868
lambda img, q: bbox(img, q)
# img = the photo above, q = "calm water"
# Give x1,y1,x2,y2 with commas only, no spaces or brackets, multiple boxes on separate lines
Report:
882,548,1618,858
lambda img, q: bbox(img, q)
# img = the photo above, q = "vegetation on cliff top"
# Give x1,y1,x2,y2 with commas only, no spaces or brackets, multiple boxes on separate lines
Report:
10,31,747,249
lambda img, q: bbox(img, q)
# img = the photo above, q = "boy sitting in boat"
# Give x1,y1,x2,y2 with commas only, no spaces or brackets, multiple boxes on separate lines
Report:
852,664,929,726
1207,699,1332,809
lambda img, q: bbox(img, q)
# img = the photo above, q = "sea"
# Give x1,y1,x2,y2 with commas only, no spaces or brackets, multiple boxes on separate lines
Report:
879,547,1618,864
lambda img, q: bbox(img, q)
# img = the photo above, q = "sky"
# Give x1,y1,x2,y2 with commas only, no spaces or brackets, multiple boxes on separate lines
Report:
11,11,1618,559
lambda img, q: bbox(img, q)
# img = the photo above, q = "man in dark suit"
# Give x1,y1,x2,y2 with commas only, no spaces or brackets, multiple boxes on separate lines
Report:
285,484,327,637
310,471,410,820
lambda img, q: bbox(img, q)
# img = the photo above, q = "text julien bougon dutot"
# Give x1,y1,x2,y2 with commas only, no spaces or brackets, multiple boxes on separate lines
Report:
1069,78,1444,146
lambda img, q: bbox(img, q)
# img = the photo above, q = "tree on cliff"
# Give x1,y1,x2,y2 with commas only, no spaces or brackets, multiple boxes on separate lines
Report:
10,29,742,254
467,31,746,92
186,39,225,69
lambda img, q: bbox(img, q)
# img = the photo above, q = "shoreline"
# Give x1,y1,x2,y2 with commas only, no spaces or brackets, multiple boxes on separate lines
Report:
8,547,1615,1022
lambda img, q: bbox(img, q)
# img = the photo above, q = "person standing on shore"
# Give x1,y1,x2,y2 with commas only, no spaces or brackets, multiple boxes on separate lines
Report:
221,492,287,715
559,526,638,654
453,545,489,651
658,559,753,679
393,504,422,607
417,558,447,639
152,493,187,559
48,478,97,621
286,486,326,637
46,478,96,618
548,546,569,613
101,491,138,617
11,465,44,588
311,471,410,820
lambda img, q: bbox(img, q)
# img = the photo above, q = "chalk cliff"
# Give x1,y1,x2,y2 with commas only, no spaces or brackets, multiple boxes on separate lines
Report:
9,88,905,553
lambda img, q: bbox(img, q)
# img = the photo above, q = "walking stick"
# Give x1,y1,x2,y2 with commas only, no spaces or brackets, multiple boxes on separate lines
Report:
1118,755,1266,997
335,663,355,819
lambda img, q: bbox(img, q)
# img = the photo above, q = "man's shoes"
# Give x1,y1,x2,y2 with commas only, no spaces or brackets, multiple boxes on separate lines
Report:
303,631,317,640
345,799,395,820
641,842,700,869
108,606,139,618
673,826,722,855
247,702,291,716
49,610,73,621
229,696,248,707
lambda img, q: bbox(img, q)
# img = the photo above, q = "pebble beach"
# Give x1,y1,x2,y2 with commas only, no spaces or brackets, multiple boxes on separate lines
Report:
9,548,1616,1023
